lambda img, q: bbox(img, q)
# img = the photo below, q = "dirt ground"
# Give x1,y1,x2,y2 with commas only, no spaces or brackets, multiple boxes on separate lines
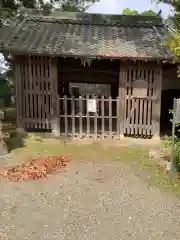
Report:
0,136,180,240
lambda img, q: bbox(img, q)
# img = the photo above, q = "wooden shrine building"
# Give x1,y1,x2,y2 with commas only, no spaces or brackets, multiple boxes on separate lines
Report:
0,12,174,139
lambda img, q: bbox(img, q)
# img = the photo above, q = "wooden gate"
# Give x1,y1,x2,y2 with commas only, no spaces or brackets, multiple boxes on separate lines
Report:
58,96,120,139
16,56,53,130
124,97,154,136
120,62,162,137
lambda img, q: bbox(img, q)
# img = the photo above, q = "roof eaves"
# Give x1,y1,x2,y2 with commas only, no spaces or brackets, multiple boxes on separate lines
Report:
26,14,164,28
0,46,171,61
0,17,27,48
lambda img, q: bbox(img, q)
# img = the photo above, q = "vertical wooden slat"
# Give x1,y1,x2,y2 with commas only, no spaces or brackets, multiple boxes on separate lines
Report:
39,56,43,128
26,62,30,128
119,61,127,136
45,57,49,129
47,57,51,130
116,97,120,138
21,64,25,127
32,57,35,128
57,95,60,134
127,68,132,135
131,97,135,135
36,57,41,128
58,98,61,135
148,69,153,135
64,95,68,137
152,64,162,138
79,96,83,138
50,57,59,136
139,98,143,135
33,59,38,128
71,96,75,138
86,96,90,138
101,96,105,139
93,96,97,138
15,57,24,130
128,68,132,135
24,62,28,128
48,93,51,130
147,99,151,135
143,99,147,135
132,66,137,135
29,56,34,129
127,97,131,135
123,94,127,134
42,57,46,129
109,96,112,138
42,60,46,129
135,99,139,135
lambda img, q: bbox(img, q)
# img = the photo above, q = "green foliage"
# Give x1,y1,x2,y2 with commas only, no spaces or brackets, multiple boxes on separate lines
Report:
155,0,180,75
167,108,180,171
121,8,157,16
122,8,138,15
53,0,99,11
163,31,180,75
174,141,180,171
140,10,157,16
0,0,100,18
163,32,180,66
162,135,180,171
155,0,180,29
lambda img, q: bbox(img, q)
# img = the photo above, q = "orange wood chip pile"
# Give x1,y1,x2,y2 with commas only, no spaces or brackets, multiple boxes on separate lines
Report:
0,156,71,181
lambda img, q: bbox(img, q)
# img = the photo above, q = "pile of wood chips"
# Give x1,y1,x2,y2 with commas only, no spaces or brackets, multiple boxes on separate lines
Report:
0,156,71,181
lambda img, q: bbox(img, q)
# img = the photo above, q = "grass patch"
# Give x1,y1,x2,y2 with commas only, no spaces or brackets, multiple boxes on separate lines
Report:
125,155,180,197
11,137,147,161
5,133,180,196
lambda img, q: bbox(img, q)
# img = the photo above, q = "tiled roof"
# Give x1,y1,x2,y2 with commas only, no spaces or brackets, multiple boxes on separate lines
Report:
0,12,173,60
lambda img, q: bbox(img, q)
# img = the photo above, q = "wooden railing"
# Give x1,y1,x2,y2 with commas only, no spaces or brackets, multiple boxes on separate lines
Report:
22,94,155,138
58,96,121,139
57,95,155,138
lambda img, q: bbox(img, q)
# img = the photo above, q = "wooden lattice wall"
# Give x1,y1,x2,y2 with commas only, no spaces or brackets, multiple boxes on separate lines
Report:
119,61,162,137
15,55,58,131
15,57,162,138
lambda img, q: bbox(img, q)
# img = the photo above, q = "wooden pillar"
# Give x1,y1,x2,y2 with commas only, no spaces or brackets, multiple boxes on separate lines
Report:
50,57,60,136
152,63,162,139
118,61,127,138
14,56,24,132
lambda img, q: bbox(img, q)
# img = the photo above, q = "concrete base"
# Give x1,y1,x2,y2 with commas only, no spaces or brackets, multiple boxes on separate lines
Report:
16,127,25,133
152,135,161,141
52,128,60,137
120,134,125,139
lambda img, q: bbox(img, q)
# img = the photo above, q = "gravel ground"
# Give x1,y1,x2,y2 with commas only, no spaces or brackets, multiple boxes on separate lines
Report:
0,159,180,240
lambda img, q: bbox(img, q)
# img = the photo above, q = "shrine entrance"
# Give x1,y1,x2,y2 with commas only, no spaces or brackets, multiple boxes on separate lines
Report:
119,62,162,137
57,61,162,139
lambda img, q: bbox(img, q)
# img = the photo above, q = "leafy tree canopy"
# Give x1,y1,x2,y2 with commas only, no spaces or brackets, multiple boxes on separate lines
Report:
141,10,157,16
155,0,180,29
121,8,138,15
0,0,99,13
155,0,180,71
121,8,157,16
